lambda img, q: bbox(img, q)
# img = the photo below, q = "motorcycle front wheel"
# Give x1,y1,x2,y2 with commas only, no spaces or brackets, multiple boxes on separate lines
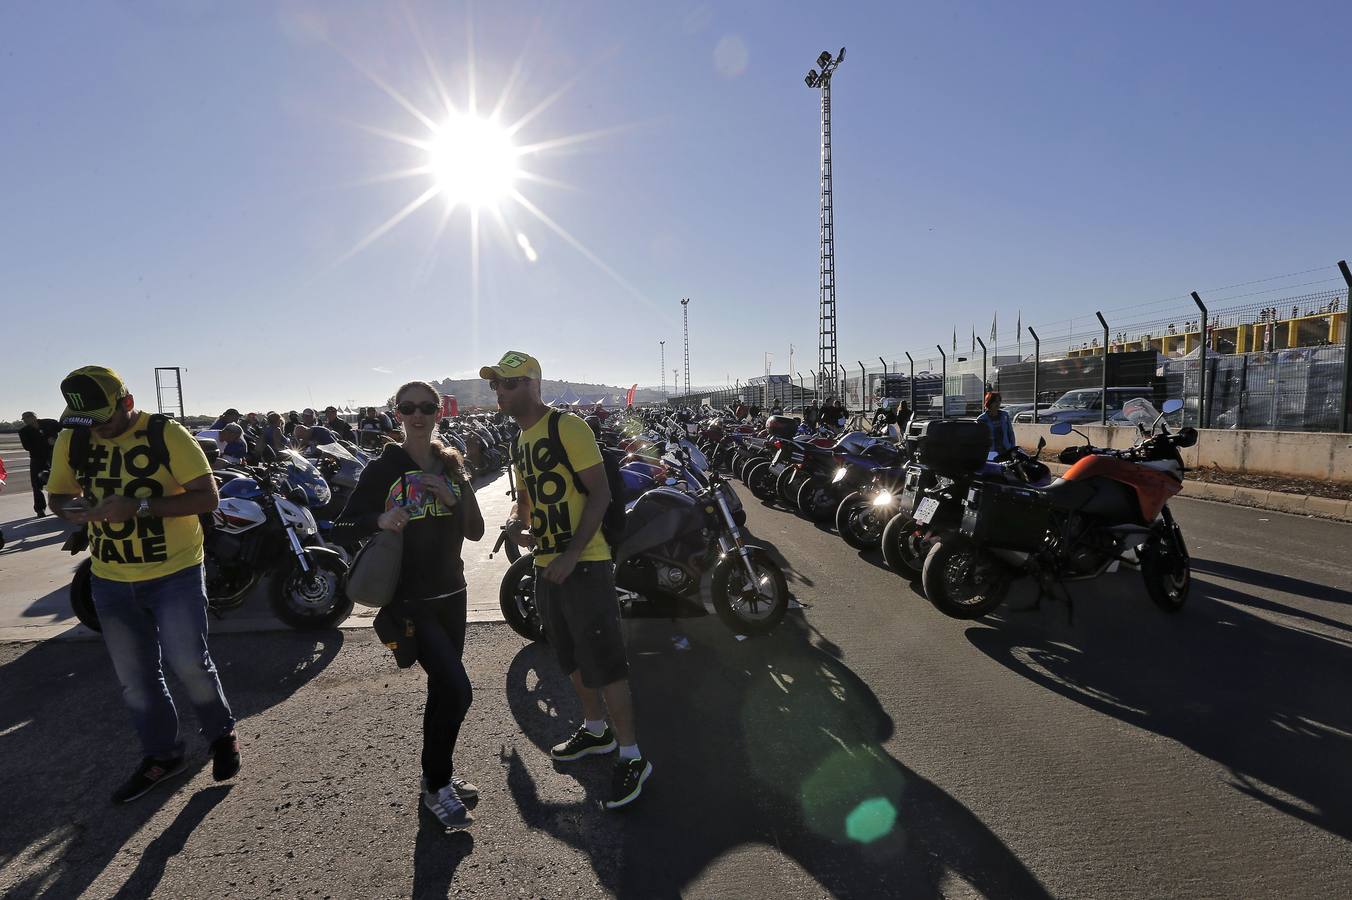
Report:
711,548,789,636
499,553,546,642
835,493,884,550
920,537,1011,619
70,558,102,632
271,559,353,630
880,514,929,575
1140,530,1190,613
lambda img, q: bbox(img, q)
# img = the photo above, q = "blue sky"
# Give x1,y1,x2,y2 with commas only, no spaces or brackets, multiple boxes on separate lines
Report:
4,0,1350,417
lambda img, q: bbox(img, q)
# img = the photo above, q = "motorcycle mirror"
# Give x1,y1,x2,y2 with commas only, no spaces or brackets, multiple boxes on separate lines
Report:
1175,426,1198,448
1161,399,1184,415
1049,422,1073,436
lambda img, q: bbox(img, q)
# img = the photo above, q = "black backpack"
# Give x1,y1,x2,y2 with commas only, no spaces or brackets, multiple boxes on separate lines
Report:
67,413,173,496
514,410,627,548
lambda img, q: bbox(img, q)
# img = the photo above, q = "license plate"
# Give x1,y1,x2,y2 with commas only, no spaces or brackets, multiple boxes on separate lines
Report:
914,497,940,524
771,449,783,466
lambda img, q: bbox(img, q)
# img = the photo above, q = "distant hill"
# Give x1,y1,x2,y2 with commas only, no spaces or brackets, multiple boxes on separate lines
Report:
423,378,669,410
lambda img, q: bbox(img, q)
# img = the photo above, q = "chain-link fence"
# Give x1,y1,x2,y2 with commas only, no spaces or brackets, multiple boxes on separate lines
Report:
664,265,1352,433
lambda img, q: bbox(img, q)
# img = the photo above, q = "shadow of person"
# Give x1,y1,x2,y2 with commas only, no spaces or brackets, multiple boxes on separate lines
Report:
1191,557,1352,608
501,615,1049,899
107,784,232,900
0,515,74,557
411,817,474,899
964,578,1352,841
0,629,343,900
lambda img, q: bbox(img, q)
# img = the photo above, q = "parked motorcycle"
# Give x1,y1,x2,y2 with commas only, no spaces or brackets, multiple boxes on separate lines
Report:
499,444,788,638
920,399,1196,619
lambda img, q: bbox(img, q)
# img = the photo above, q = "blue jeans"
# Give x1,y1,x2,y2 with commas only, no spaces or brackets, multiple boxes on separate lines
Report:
91,564,235,759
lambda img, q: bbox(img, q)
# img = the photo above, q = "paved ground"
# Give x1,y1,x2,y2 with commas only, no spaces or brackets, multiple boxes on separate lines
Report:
1,456,1351,897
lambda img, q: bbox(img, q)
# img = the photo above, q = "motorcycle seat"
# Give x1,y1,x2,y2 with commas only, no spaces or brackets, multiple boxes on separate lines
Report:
1039,477,1097,510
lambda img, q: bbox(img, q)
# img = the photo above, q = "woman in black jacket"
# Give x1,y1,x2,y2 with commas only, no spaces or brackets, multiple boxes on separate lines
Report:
334,380,484,830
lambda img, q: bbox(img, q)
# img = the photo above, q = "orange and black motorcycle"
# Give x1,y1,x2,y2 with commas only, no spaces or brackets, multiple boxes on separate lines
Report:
920,399,1196,620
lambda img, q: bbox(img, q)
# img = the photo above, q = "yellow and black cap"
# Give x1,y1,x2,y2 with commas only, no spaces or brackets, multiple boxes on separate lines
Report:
59,366,129,427
479,350,542,381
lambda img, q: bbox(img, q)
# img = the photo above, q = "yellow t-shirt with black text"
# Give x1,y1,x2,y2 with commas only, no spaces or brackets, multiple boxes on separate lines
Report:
47,412,213,582
513,412,611,567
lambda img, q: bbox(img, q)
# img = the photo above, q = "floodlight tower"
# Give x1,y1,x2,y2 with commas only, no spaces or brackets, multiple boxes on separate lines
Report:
804,47,845,401
681,297,691,395
659,340,667,397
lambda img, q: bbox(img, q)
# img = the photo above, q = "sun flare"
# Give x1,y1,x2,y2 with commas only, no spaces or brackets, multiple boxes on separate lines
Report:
425,113,520,210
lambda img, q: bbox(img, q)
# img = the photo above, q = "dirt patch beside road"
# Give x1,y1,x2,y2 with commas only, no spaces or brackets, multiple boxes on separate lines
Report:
1188,465,1352,501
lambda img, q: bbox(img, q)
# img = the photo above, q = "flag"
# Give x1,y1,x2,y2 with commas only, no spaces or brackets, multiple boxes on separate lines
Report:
952,327,957,353
971,325,976,353
625,383,637,407
990,312,997,347
1017,310,1023,357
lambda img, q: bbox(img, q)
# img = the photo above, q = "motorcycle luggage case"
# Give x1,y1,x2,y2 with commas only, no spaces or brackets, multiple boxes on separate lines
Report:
898,464,939,519
914,419,991,477
765,415,801,438
959,481,1051,552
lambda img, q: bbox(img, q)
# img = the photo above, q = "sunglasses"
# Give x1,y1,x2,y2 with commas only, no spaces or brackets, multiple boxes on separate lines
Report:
490,376,530,391
397,400,440,415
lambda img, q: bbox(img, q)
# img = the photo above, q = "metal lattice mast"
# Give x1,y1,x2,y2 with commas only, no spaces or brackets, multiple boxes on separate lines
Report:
659,340,667,397
804,49,844,399
681,298,691,395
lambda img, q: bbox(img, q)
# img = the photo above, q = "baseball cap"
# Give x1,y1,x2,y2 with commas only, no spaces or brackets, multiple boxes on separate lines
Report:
59,366,129,427
479,350,542,381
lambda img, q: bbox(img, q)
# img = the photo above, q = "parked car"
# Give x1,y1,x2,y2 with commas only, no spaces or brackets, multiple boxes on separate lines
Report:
1011,387,1155,425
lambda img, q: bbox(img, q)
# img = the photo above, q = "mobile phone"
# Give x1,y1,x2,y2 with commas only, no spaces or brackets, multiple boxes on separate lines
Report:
64,500,90,514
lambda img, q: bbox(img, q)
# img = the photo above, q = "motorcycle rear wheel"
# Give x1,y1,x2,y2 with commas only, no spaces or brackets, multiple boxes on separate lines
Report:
70,558,102,632
835,493,883,550
711,549,789,636
920,537,1011,619
880,514,929,575
499,553,546,642
795,478,836,522
776,467,800,503
746,461,778,504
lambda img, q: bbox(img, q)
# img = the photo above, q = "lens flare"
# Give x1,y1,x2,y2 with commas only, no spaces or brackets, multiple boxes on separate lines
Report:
426,113,520,210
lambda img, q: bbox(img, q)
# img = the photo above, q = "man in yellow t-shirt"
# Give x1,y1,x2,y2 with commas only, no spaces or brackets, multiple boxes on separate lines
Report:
47,366,240,803
484,350,652,810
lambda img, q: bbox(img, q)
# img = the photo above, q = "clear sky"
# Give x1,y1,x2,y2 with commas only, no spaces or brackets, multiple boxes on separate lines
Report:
4,0,1351,418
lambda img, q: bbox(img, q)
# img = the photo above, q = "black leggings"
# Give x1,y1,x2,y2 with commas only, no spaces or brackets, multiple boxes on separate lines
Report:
407,591,472,792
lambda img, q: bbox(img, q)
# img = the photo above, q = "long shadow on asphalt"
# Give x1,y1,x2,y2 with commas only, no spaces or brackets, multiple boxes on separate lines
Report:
0,630,344,900
1191,557,1352,608
965,577,1352,842
502,613,1051,899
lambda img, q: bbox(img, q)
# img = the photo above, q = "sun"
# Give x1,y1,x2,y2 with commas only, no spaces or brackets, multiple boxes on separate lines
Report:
425,113,520,210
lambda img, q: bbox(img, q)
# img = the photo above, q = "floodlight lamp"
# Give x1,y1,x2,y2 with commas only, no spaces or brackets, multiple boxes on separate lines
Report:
817,51,832,68
805,70,818,87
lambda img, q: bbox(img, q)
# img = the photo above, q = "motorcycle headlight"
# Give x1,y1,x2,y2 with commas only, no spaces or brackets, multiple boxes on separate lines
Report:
873,490,894,507
832,467,847,484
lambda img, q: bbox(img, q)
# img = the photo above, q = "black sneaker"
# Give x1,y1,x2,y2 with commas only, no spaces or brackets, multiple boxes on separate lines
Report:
550,725,617,762
604,757,653,810
112,756,188,804
210,732,240,781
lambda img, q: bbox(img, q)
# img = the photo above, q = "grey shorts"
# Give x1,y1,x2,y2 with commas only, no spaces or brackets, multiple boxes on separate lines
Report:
536,561,628,689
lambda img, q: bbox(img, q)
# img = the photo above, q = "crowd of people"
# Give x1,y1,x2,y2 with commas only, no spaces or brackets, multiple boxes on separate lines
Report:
25,352,651,828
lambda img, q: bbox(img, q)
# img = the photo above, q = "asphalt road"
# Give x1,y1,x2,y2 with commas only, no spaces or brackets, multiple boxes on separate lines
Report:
0,473,1350,897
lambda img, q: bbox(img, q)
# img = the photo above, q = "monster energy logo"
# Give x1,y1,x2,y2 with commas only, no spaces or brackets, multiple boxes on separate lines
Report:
66,391,87,410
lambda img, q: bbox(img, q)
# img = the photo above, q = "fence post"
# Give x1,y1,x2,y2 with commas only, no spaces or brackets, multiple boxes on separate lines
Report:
936,345,947,417
1095,311,1110,425
1191,291,1209,428
879,356,888,409
1340,260,1352,433
905,352,915,415
1028,327,1041,424
975,337,987,390
839,364,848,410
858,361,867,412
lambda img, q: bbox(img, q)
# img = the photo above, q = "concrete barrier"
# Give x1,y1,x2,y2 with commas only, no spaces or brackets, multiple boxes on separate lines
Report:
1013,423,1352,483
